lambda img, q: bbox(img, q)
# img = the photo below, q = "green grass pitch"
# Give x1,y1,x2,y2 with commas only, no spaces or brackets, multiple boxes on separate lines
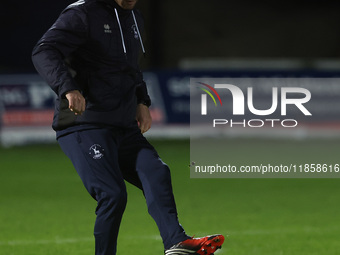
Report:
1,138,340,254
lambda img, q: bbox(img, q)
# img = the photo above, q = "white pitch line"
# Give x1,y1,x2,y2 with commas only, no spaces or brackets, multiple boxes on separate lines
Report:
121,235,162,240
0,235,161,247
0,237,93,246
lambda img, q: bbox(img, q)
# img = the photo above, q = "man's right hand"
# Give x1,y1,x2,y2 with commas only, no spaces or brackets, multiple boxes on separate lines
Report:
65,90,86,115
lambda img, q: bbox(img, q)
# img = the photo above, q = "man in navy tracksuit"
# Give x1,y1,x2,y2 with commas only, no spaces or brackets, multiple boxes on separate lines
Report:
32,0,224,254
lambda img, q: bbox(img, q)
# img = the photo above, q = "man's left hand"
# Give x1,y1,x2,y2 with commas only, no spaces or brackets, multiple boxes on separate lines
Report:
136,104,152,133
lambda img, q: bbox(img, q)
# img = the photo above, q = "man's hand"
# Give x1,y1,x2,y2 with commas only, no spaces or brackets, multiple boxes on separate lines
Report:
65,90,85,115
136,104,152,133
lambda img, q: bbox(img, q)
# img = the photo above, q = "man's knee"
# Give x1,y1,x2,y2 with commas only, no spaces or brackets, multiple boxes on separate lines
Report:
95,187,127,215
136,149,171,176
136,149,174,198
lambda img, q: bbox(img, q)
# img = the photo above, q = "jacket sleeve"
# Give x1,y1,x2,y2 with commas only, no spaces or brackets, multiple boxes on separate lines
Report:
134,11,151,107
31,8,88,97
135,71,151,107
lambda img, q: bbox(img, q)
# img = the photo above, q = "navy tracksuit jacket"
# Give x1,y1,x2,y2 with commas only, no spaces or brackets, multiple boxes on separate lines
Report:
32,0,150,132
31,0,189,254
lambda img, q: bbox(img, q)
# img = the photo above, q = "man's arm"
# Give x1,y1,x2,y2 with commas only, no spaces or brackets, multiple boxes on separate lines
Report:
136,103,152,133
135,73,152,133
32,8,87,113
65,90,86,115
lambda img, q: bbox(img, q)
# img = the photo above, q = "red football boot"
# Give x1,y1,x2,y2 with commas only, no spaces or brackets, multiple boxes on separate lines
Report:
165,234,225,255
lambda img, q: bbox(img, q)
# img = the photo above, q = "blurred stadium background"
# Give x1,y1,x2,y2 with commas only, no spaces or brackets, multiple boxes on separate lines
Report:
2,0,340,145
1,1,340,254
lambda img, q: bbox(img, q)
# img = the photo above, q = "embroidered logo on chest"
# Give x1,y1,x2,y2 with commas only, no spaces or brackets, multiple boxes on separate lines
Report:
104,24,112,34
131,24,139,39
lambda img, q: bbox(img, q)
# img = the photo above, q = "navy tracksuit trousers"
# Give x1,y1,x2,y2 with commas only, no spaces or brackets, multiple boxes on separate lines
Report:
58,127,189,254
